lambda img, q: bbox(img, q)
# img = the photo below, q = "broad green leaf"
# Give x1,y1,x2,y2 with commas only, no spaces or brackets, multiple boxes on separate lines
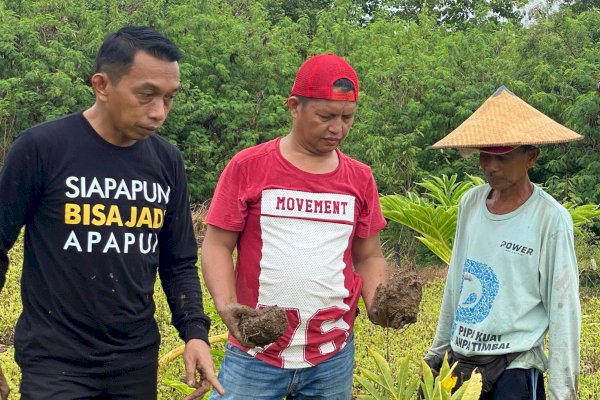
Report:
421,359,435,399
355,374,386,400
162,378,194,395
360,367,388,389
368,347,395,391
451,369,483,400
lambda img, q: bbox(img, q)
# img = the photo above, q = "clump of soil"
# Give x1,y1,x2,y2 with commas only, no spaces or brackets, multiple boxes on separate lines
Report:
370,268,422,329
237,305,288,347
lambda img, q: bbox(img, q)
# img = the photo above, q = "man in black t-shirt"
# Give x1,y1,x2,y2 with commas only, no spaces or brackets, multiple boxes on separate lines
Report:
0,26,223,400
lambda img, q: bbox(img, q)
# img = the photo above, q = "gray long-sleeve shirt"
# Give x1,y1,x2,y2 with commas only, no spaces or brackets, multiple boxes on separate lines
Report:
426,184,580,400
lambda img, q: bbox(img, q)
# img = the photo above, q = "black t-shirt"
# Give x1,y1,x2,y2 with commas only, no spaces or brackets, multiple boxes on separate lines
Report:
0,112,210,374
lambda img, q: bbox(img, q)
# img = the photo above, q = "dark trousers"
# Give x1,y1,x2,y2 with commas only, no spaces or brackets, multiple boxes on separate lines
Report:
20,363,158,400
481,368,546,400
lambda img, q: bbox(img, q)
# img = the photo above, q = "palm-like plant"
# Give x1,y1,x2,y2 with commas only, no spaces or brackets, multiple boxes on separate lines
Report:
355,349,482,400
563,202,600,235
380,175,484,265
419,353,482,400
355,348,420,400
381,174,600,266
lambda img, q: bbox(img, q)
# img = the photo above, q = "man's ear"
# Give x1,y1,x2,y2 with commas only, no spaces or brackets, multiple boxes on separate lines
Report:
286,96,300,119
527,148,541,168
90,72,111,102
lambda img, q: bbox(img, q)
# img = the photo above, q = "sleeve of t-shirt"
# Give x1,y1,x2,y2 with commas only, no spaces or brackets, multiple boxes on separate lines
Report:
0,132,42,291
205,157,248,231
354,171,386,238
539,213,580,400
425,194,467,365
158,149,211,343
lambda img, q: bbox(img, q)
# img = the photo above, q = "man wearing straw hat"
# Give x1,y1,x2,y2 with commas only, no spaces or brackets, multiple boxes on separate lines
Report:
424,86,581,399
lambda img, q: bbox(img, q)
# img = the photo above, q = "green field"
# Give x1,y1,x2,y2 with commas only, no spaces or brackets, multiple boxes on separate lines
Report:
1,239,598,399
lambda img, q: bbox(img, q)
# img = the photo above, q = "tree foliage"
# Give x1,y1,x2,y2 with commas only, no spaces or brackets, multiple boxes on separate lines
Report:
0,0,598,208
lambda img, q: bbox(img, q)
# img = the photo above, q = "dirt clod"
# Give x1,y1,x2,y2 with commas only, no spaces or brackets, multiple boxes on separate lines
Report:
237,305,288,347
370,268,422,329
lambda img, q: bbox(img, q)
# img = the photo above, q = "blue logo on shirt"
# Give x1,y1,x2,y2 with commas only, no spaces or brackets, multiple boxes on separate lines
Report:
454,259,499,327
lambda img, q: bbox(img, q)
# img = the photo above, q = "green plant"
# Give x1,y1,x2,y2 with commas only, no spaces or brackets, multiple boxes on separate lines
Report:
158,333,228,396
355,348,483,400
380,175,484,265
381,174,600,265
419,353,482,400
162,377,195,396
563,202,600,235
355,347,420,399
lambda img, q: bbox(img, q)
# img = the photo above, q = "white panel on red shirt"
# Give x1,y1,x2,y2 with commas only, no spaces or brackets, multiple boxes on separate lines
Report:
250,189,355,368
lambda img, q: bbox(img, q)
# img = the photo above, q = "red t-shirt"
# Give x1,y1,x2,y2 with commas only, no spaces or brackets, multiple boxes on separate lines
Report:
206,137,386,368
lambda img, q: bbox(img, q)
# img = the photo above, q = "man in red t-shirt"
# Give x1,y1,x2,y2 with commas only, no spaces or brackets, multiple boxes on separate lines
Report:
202,54,406,399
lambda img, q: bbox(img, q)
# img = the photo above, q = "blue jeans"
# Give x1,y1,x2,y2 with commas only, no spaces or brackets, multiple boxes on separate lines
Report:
209,335,355,400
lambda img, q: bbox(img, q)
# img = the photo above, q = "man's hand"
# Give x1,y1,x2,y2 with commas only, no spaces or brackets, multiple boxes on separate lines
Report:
367,268,422,329
220,303,287,348
420,357,441,379
0,364,10,400
182,339,224,400
367,283,393,327
220,303,256,348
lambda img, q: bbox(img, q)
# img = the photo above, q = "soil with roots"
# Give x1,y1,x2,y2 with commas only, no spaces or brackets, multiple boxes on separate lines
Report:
237,305,288,347
371,268,422,329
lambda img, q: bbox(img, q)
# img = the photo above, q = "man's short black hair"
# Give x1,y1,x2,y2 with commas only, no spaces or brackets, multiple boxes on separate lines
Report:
332,78,355,93
296,78,356,105
94,26,182,83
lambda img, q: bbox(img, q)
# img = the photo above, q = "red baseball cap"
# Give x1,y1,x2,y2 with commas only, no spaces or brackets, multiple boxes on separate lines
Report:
290,53,359,102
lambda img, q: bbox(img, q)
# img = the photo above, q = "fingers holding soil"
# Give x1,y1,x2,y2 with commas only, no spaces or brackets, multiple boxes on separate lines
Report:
368,283,389,326
223,304,288,348
371,268,423,329
237,305,288,348
181,376,210,400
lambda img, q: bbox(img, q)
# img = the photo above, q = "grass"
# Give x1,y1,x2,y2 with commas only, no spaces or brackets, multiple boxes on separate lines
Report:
1,242,599,399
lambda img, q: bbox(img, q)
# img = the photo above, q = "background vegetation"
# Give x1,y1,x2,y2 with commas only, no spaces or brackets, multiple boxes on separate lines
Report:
1,0,599,209
1,0,599,398
1,237,599,399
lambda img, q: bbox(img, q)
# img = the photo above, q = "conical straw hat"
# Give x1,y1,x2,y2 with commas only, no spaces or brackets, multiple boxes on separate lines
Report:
430,86,583,150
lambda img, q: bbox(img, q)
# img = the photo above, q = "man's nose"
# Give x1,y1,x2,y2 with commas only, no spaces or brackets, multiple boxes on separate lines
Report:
148,98,167,122
482,157,500,172
329,117,343,134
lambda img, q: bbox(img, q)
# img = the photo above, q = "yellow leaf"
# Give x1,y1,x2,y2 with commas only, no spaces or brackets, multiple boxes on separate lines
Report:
441,373,458,391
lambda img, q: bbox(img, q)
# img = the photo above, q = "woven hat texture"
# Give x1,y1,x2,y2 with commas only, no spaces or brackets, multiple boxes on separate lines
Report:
431,86,582,149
